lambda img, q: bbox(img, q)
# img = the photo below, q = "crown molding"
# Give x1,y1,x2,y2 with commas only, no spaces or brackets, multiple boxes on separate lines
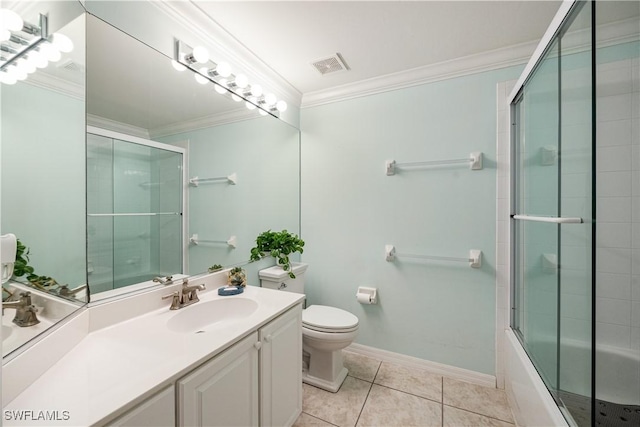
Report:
22,72,84,101
87,114,150,140
302,16,640,109
149,0,302,108
301,40,538,109
149,108,259,139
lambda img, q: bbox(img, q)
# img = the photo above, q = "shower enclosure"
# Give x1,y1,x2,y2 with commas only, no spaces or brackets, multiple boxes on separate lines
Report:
86,127,185,297
510,1,639,426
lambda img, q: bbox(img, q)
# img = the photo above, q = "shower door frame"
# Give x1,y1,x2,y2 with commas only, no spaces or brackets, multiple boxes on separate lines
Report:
86,126,188,298
507,0,595,425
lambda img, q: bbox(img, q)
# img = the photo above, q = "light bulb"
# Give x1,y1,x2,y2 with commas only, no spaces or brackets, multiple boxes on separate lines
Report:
276,100,288,112
234,73,248,89
0,9,23,32
214,80,228,94
34,54,48,69
192,46,209,63
51,33,73,53
250,84,263,97
17,58,34,74
12,66,27,81
171,60,186,71
39,43,61,62
231,93,242,102
264,93,277,106
216,62,231,78
0,70,16,85
194,67,208,85
245,97,257,110
0,28,10,42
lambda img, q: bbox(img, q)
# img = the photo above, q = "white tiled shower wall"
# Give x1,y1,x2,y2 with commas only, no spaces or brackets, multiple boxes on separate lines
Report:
596,56,640,351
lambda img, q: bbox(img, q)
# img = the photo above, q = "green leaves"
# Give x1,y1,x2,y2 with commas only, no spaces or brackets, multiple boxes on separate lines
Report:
11,239,62,291
249,230,305,279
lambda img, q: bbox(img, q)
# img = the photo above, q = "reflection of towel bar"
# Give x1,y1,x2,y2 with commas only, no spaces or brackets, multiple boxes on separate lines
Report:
386,152,483,175
88,212,180,217
189,234,237,248
189,173,237,186
512,215,583,224
385,245,482,268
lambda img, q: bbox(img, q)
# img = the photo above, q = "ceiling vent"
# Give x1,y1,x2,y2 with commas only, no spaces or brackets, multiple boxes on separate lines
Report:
311,53,350,75
57,59,84,73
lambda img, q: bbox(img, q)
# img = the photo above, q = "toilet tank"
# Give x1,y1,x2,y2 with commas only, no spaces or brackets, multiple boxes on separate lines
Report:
259,262,308,294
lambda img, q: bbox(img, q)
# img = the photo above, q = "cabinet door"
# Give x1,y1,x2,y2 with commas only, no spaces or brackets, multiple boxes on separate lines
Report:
177,332,259,427
106,385,175,427
260,305,303,427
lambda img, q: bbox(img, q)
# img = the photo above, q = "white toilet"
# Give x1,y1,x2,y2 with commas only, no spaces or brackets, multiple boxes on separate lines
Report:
259,262,358,392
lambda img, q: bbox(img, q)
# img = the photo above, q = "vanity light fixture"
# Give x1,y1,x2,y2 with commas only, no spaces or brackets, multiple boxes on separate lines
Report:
0,9,74,85
174,38,288,117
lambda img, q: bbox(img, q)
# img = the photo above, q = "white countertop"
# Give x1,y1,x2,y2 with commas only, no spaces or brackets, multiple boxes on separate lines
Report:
3,284,303,426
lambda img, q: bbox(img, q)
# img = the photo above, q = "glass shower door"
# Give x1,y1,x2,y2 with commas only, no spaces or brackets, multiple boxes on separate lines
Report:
512,37,562,393
512,2,593,426
87,131,183,295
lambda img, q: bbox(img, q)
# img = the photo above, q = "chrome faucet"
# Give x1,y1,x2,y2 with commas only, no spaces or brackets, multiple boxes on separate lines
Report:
58,284,87,298
153,275,173,285
162,278,206,310
2,292,40,327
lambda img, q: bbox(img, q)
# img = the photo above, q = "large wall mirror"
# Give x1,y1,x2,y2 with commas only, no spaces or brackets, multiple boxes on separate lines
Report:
1,0,87,358
86,14,300,300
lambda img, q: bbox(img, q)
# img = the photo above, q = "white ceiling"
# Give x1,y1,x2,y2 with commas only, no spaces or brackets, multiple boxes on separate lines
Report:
192,1,564,96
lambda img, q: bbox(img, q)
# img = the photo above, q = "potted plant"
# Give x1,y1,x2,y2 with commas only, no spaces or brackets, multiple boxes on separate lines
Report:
208,264,223,273
249,230,304,278
227,267,247,287
12,239,63,292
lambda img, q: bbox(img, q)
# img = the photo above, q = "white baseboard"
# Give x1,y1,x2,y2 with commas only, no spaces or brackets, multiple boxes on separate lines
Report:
346,343,496,389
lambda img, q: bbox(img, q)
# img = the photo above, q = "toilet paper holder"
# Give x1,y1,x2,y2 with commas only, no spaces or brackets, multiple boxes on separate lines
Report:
356,287,377,304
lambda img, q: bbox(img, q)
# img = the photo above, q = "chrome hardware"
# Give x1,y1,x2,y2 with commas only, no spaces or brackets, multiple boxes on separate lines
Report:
153,275,174,285
162,291,181,310
58,284,87,298
162,278,206,310
278,282,287,290
2,292,40,327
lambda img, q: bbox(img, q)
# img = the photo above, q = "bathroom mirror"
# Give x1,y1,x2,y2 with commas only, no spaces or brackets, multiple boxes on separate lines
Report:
86,15,300,299
1,1,87,357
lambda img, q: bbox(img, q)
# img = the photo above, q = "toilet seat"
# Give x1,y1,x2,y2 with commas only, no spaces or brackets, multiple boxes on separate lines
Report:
302,305,359,333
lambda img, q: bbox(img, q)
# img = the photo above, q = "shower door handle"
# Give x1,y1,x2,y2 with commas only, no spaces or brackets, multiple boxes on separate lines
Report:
512,215,583,224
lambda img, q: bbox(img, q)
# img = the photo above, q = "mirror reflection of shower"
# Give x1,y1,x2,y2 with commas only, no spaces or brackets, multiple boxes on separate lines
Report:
86,128,185,299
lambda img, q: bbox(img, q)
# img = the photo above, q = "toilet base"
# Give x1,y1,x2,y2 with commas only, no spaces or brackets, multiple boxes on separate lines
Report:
302,367,348,393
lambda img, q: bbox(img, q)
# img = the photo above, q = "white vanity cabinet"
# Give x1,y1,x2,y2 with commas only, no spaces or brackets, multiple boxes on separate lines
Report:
106,385,175,427
177,304,302,427
260,305,303,427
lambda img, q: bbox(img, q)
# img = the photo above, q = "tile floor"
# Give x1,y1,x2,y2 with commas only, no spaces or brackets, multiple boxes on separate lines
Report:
293,351,516,427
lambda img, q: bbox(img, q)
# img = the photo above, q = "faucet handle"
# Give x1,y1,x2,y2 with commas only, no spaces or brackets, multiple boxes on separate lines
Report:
20,292,32,304
162,291,181,310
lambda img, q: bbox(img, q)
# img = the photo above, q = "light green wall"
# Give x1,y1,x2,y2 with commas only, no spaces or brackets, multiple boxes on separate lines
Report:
159,116,300,277
1,83,86,287
301,66,522,375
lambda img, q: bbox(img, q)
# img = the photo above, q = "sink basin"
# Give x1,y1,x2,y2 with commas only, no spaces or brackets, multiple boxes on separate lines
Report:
2,324,12,340
166,298,259,334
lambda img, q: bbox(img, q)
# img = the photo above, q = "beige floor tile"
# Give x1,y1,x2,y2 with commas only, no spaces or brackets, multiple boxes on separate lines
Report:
343,351,381,382
443,378,514,423
293,412,338,427
373,361,442,402
444,406,515,427
356,384,442,427
302,376,372,427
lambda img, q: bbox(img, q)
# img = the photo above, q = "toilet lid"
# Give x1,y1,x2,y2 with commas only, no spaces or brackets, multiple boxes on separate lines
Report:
303,305,359,331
